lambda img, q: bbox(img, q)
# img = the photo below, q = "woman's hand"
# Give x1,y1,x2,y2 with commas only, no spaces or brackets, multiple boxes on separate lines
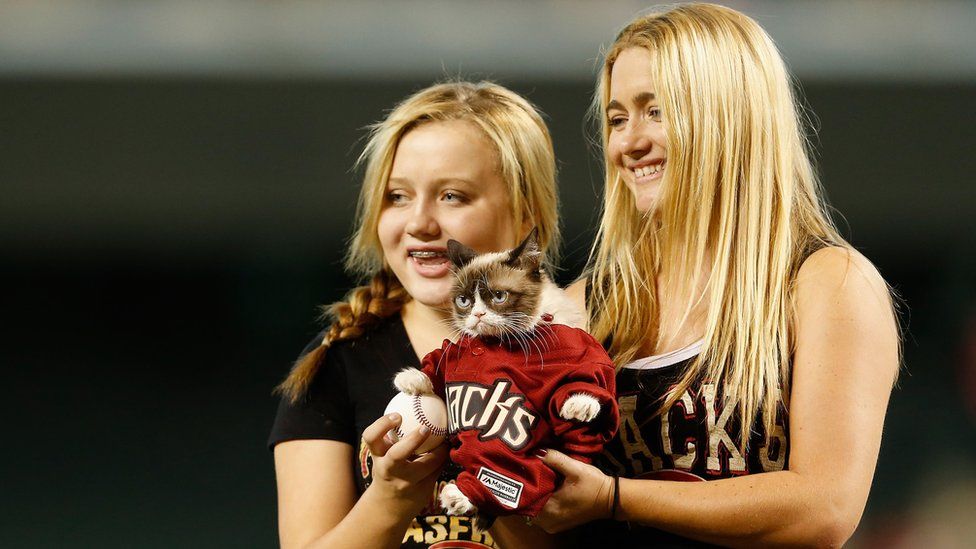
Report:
361,413,449,516
534,450,614,533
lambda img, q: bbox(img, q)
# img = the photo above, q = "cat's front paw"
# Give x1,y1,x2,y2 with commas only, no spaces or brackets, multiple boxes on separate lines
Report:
440,483,477,516
560,393,601,422
393,368,434,396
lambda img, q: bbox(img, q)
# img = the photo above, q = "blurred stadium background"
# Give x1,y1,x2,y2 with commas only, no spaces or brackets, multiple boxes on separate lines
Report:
2,1,974,547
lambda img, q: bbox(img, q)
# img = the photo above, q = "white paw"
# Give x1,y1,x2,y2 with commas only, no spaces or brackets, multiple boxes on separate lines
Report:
559,393,601,422
440,483,477,516
393,368,434,396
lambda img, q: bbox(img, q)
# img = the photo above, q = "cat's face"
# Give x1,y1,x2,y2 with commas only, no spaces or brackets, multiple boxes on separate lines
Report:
447,229,544,338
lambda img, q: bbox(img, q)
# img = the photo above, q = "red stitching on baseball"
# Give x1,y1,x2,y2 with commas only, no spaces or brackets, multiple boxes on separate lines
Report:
412,395,447,437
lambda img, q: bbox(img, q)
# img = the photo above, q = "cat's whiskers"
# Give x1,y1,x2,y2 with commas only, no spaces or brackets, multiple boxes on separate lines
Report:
505,312,551,354
509,329,532,367
509,331,530,367
535,322,558,352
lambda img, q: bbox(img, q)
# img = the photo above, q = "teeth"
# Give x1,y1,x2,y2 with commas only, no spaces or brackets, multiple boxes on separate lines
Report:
634,161,666,178
410,251,443,258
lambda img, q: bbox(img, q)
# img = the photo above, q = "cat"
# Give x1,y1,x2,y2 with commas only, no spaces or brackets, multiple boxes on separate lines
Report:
394,228,618,521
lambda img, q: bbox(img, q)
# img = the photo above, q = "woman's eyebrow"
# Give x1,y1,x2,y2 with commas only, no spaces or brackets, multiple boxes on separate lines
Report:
606,92,657,113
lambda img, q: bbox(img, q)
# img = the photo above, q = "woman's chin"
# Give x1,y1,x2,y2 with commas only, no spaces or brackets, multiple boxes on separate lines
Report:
400,279,453,311
626,180,662,213
635,194,660,213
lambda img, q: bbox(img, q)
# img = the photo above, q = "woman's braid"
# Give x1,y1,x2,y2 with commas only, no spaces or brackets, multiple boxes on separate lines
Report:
276,270,408,402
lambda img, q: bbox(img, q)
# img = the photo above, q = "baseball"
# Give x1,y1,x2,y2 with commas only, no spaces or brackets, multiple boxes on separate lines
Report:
383,392,448,454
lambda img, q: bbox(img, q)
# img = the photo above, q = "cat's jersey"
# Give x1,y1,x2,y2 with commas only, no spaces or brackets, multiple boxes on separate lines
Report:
578,340,789,548
269,316,500,548
420,323,618,517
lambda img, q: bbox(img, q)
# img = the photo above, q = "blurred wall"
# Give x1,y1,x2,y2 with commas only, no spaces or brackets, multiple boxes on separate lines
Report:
3,2,975,547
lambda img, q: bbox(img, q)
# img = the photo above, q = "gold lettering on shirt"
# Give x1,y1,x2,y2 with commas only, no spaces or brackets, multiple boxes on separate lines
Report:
424,515,448,543
448,516,469,540
402,518,424,544
471,518,495,546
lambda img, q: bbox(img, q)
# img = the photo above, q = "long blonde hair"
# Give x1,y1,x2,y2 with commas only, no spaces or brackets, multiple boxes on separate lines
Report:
588,3,846,445
278,80,560,402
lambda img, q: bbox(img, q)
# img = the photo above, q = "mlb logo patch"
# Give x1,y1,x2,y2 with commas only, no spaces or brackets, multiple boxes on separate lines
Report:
477,467,523,509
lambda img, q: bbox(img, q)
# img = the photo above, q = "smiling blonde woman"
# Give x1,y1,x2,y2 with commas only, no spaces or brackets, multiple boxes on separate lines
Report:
270,81,560,549
533,4,901,547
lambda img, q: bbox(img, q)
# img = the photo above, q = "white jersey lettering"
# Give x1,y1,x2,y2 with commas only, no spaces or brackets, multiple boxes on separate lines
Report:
446,380,538,451
703,383,747,473
618,394,661,473
759,418,787,471
662,386,697,470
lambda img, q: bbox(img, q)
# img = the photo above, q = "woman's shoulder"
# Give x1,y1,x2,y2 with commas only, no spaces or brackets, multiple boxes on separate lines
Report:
795,246,890,305
793,246,899,355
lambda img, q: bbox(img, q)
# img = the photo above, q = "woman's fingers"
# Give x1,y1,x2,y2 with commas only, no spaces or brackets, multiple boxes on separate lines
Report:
539,449,580,478
411,443,450,477
363,413,401,457
385,425,433,461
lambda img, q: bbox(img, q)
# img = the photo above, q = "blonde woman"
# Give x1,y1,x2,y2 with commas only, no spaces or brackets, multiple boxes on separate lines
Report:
269,81,560,549
534,4,900,547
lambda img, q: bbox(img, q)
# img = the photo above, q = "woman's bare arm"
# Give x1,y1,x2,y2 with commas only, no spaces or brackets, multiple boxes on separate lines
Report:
274,415,448,549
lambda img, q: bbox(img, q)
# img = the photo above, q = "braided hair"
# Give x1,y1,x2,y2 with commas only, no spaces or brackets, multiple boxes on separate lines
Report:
276,270,408,403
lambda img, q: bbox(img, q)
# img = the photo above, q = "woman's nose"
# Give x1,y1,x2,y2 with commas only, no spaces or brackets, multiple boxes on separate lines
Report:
405,201,440,238
621,121,653,158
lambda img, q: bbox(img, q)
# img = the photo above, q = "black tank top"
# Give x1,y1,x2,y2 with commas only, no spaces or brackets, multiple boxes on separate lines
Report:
577,283,790,547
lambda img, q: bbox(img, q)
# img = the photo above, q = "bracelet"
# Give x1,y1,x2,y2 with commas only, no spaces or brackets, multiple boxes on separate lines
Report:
611,474,621,520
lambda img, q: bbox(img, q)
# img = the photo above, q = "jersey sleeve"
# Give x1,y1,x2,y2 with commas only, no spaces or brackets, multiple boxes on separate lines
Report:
267,334,355,449
548,351,619,463
418,341,449,398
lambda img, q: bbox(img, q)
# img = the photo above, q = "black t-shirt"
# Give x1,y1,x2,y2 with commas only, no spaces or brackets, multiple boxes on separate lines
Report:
269,315,499,548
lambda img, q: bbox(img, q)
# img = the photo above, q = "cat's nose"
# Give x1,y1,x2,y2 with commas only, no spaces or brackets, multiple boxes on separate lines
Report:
474,311,485,318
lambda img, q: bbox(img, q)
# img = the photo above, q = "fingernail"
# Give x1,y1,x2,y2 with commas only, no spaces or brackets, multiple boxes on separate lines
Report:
388,413,400,421
419,426,430,435
534,449,548,458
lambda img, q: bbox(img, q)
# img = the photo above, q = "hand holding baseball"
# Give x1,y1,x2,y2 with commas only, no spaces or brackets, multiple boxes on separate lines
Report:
361,412,449,515
383,392,448,454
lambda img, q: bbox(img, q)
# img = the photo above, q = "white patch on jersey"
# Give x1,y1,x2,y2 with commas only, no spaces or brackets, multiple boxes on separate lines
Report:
477,467,523,509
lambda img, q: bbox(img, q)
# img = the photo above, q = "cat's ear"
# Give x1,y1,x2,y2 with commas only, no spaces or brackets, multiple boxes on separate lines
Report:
447,239,477,268
506,227,542,271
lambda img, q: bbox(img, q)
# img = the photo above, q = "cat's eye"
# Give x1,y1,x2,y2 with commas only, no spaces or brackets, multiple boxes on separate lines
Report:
454,295,471,308
491,290,509,304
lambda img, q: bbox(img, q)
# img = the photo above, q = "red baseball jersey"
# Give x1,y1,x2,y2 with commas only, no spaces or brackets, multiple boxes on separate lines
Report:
420,323,618,517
